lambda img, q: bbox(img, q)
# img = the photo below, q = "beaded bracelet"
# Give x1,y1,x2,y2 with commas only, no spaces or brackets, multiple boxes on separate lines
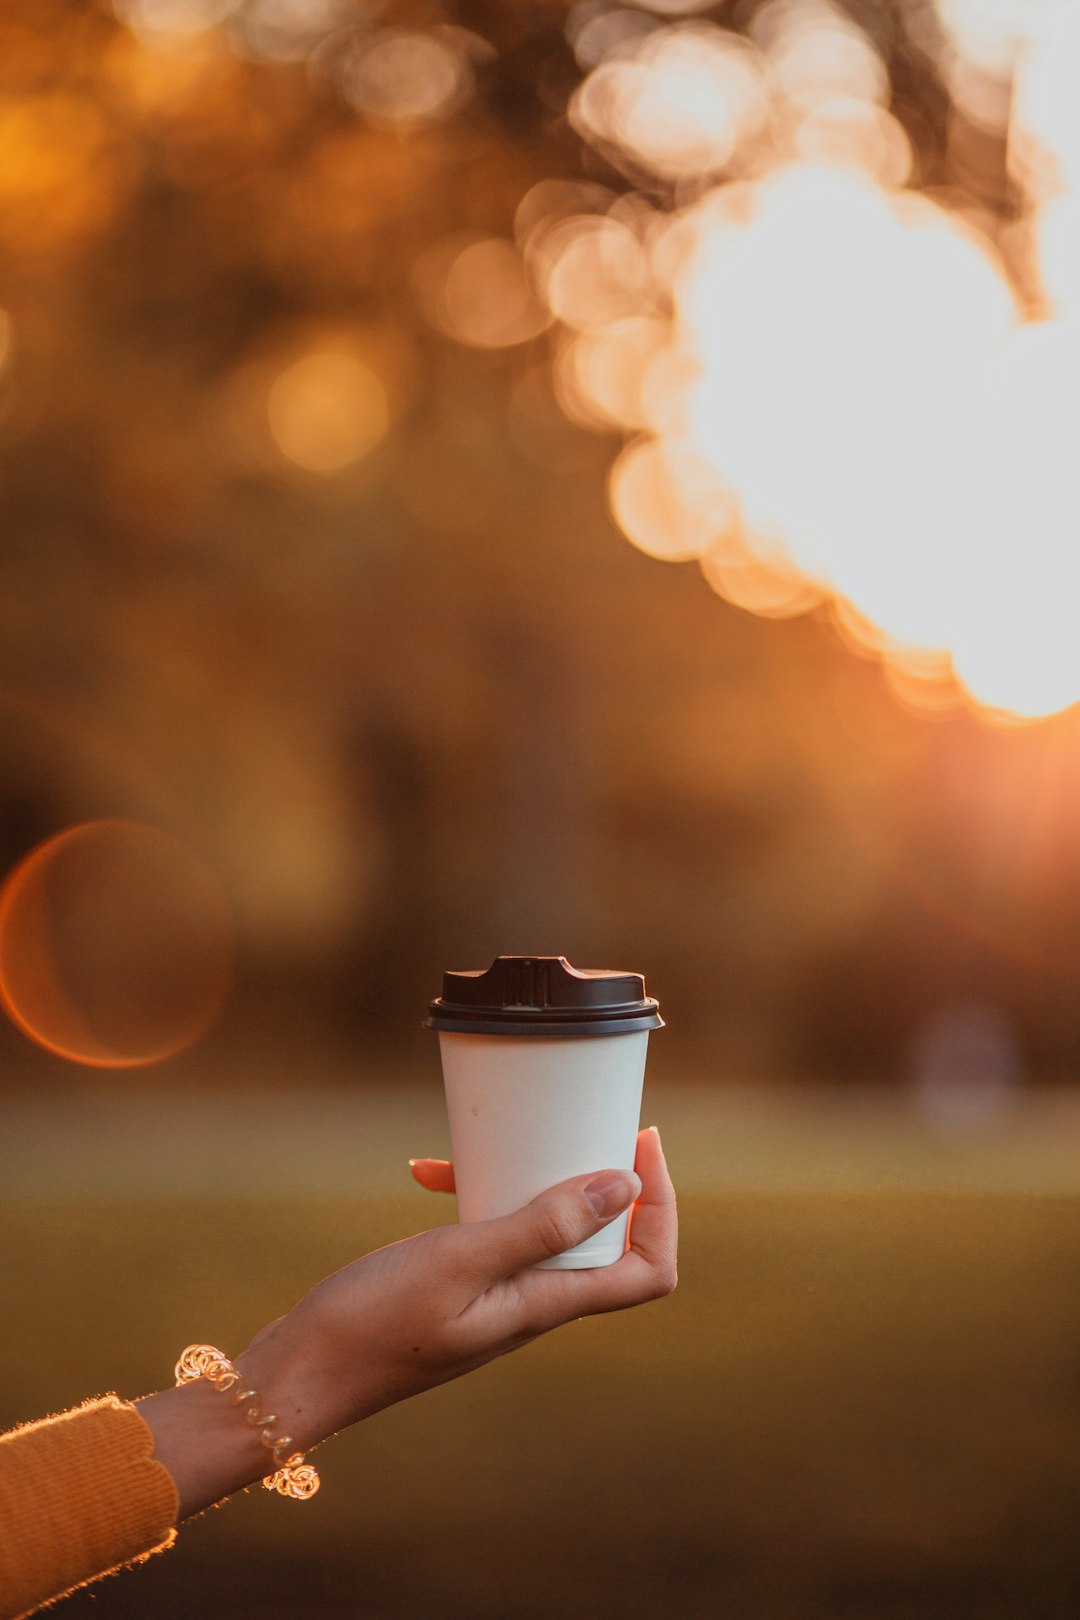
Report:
174,1343,320,1500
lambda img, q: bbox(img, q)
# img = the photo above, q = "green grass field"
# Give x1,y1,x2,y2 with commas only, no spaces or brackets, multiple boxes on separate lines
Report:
4,1190,1080,1618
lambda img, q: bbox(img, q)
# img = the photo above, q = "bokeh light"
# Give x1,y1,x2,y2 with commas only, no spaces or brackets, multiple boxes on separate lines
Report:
96,0,1080,727
560,315,672,430
909,998,1023,1134
267,350,389,473
568,7,661,73
514,179,617,244
538,215,652,331
625,0,719,16
790,98,914,188
336,27,478,129
114,0,237,44
500,0,1080,723
934,0,1050,76
0,93,122,255
0,820,233,1068
684,166,1016,643
570,23,768,183
608,436,733,562
751,0,889,114
428,237,551,349
701,531,827,621
230,0,353,63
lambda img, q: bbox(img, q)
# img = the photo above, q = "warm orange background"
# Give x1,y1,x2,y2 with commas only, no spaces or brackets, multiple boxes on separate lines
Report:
2,5,1079,1617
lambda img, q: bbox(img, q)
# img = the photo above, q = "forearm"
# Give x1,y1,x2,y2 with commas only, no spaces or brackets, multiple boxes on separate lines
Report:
133,1381,268,1521
0,1143,672,1616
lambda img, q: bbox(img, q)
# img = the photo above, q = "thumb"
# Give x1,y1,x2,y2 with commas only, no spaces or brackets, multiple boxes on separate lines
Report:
457,1168,642,1282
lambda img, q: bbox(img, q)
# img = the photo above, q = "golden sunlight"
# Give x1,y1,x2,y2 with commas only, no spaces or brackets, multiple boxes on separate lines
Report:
527,1,1080,722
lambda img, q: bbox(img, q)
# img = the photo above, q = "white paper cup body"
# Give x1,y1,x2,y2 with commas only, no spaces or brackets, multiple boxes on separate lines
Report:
438,1029,649,1269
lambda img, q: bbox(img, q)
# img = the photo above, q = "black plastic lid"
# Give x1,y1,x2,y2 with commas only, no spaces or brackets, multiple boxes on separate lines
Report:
425,955,663,1038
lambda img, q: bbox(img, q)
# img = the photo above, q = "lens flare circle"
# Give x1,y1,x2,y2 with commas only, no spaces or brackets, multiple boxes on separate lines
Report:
0,819,233,1068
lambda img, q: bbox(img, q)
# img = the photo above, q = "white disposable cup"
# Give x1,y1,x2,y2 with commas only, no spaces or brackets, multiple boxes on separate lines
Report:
438,1028,650,1269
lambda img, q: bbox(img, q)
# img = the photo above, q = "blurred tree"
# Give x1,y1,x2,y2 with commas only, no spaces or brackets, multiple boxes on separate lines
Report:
2,0,1078,1084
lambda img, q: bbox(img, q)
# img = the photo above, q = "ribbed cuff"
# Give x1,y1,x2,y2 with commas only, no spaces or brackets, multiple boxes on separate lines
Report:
0,1396,179,1620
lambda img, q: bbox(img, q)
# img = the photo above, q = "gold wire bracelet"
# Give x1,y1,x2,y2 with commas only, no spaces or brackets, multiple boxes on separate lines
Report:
174,1343,320,1500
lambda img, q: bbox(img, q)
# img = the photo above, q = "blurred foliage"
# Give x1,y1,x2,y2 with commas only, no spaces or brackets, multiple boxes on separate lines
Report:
1,1,1079,1082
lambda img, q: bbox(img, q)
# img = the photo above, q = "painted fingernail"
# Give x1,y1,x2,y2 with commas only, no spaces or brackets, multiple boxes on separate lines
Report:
583,1171,641,1217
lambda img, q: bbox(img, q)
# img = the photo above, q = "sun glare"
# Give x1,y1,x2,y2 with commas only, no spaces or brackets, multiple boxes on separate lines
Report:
518,0,1080,722
108,0,1080,725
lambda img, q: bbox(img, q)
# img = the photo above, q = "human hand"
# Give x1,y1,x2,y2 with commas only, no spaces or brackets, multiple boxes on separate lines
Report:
139,1127,675,1519
241,1126,676,1450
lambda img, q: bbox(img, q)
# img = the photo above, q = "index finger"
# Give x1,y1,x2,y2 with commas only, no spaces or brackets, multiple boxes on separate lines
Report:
410,1158,455,1193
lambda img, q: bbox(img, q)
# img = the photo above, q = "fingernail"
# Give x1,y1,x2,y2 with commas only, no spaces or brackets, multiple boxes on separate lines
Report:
408,1159,417,1167
583,1170,641,1218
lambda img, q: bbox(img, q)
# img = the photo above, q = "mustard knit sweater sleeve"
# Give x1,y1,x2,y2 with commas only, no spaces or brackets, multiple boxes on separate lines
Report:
0,1397,179,1620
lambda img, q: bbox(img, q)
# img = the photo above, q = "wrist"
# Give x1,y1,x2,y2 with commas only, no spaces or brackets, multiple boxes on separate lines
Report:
137,1332,334,1522
136,1377,269,1519
235,1316,343,1454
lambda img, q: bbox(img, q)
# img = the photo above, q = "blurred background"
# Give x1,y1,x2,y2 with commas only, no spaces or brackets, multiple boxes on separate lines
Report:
3,1,1080,1615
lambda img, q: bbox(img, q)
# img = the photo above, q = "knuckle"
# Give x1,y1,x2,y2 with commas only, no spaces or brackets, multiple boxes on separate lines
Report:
534,1204,581,1259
